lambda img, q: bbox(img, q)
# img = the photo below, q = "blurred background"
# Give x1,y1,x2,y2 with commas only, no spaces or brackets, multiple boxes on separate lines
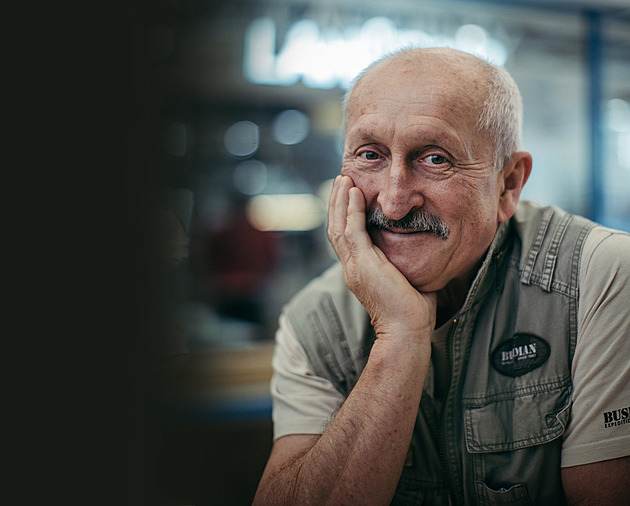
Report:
127,0,630,504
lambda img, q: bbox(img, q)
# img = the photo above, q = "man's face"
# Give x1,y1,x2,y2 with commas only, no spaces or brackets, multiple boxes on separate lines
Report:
341,55,506,293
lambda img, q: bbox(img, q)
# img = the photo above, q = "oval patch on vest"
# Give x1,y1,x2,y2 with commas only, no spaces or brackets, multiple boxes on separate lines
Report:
491,334,550,377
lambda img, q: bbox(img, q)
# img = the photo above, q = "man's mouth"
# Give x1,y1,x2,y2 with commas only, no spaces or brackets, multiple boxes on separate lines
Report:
381,226,430,235
367,207,450,240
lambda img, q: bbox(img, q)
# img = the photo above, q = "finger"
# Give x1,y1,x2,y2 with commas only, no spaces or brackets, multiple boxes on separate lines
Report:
346,186,373,252
327,176,345,243
327,175,341,234
328,176,352,261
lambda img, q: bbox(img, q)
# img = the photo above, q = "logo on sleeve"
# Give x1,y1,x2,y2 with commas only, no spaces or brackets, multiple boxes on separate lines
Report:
491,333,550,377
603,407,630,429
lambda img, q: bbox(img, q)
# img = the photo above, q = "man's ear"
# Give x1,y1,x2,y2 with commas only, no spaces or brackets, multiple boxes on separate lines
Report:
497,151,532,223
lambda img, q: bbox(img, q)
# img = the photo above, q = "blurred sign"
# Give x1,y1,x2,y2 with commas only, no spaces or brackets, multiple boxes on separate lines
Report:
243,16,508,90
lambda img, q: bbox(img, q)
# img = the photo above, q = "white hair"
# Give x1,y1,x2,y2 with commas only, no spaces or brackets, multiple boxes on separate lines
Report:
476,63,523,170
342,48,523,171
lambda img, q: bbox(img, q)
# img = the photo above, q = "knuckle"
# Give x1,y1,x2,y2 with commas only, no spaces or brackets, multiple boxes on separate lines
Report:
329,229,344,245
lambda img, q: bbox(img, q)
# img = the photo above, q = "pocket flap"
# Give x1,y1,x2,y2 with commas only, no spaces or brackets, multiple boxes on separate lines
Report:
464,378,571,453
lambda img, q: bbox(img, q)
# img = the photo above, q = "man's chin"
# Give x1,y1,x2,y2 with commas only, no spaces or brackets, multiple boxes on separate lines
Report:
399,269,447,293
369,233,449,289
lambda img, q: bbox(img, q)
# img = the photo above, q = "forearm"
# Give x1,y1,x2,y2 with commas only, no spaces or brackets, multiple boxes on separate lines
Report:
254,337,431,506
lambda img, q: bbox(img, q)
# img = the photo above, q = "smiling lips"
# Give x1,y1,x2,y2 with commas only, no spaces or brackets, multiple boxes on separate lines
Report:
384,227,430,234
369,227,445,247
366,206,450,240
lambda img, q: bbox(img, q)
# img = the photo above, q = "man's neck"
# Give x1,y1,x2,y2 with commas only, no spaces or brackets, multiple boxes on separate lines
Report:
434,270,478,328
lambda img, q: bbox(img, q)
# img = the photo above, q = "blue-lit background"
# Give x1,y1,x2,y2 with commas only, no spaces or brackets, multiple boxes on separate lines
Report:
135,1,630,504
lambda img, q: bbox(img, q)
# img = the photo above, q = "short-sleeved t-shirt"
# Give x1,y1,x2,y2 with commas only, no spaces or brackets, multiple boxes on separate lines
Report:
270,227,630,468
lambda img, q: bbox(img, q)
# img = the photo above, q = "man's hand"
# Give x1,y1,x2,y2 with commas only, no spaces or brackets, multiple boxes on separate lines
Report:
328,175,437,338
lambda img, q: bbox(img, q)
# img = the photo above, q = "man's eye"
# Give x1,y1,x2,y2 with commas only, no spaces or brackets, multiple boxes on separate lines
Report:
427,154,447,165
362,151,380,160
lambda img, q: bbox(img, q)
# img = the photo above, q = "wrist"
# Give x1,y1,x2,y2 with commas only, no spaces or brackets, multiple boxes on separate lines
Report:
370,330,432,362
372,319,435,343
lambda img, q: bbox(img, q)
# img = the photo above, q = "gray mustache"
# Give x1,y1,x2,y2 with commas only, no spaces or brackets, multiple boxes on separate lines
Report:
367,206,450,240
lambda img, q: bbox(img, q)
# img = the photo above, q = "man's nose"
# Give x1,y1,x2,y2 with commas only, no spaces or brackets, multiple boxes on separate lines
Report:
376,158,424,221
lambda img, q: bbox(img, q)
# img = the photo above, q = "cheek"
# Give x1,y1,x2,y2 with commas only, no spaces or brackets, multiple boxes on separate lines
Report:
341,168,380,204
457,195,501,245
448,177,500,215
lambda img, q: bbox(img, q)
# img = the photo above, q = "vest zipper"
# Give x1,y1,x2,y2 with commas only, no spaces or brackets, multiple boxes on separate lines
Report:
438,316,460,506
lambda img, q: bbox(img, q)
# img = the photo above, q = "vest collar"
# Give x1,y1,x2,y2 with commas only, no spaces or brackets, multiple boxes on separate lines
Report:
458,221,512,316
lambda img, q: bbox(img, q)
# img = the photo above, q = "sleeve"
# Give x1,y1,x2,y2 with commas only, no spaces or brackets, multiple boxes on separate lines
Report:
561,227,630,467
270,314,345,440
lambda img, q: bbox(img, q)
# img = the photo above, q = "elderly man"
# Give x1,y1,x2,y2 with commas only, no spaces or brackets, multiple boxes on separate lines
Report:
253,48,630,505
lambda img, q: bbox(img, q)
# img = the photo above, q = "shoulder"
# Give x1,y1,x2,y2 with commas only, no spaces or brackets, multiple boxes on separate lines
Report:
283,262,366,324
581,226,630,278
510,201,599,289
577,224,630,332
284,262,346,311
281,262,372,373
512,201,596,255
513,201,595,238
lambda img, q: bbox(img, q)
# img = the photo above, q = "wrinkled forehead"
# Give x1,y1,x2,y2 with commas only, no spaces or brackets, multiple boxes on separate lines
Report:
348,51,488,125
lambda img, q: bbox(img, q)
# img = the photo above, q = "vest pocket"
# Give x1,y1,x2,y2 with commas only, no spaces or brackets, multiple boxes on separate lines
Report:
463,377,571,453
475,481,531,505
